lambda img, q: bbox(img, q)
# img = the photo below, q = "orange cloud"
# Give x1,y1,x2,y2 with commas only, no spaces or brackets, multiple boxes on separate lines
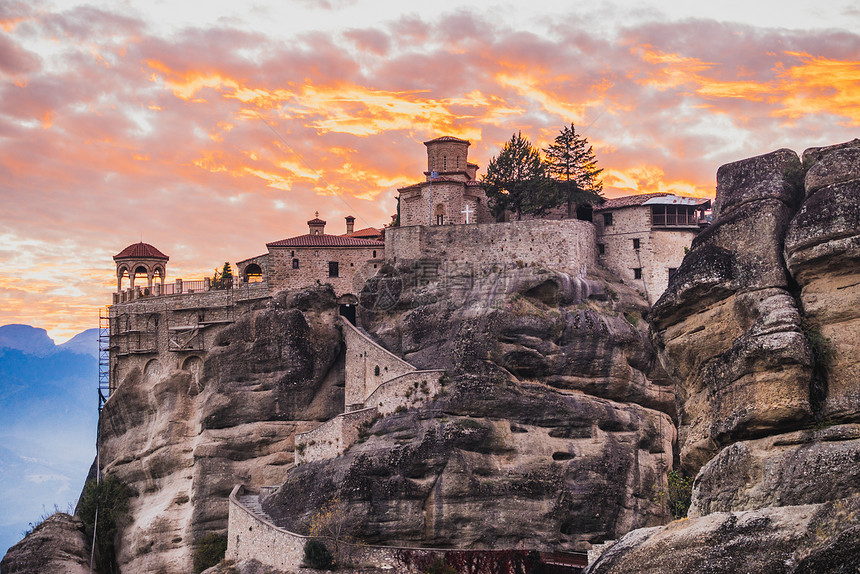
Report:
604,166,711,199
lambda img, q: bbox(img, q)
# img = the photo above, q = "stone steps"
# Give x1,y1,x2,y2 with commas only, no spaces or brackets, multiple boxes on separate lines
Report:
237,494,275,524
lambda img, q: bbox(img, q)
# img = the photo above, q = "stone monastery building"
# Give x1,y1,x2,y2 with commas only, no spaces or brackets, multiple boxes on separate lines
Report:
105,135,709,402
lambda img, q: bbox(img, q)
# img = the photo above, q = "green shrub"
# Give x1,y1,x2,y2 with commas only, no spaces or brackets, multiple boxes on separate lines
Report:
193,533,228,573
303,538,334,569
78,475,133,574
666,470,693,519
427,557,456,574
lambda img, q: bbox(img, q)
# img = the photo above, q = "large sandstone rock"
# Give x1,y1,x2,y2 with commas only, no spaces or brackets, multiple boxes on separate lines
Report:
264,389,674,551
785,139,860,422
96,287,344,573
0,513,91,574
584,495,860,574
262,264,676,551
650,148,812,474
690,424,860,516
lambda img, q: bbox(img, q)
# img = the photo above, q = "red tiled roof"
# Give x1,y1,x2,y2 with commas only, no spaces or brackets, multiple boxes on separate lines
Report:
593,193,672,211
465,180,483,186
114,242,169,260
344,227,382,239
424,135,470,145
267,234,383,248
307,217,326,225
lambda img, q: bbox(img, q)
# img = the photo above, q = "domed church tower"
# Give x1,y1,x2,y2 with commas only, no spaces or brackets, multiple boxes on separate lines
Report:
398,136,490,226
114,242,169,294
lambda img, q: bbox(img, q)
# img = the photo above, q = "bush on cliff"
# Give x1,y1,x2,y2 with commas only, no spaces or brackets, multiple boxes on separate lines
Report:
193,532,228,573
78,474,132,574
303,538,334,569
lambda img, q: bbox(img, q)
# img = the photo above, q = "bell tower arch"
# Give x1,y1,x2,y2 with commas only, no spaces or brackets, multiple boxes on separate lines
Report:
114,242,169,294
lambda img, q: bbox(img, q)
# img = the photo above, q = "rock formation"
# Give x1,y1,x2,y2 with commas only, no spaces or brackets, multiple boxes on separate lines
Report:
96,287,345,573
263,264,677,551
0,513,91,574
588,139,860,573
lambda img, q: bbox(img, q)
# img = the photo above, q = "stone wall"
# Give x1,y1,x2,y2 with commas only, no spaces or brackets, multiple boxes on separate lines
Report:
267,246,381,298
385,218,596,275
342,319,416,408
227,485,307,571
108,284,270,398
294,407,378,465
595,206,698,304
364,370,445,416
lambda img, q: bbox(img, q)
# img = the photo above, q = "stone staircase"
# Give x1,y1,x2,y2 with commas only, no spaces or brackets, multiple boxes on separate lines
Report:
237,493,275,524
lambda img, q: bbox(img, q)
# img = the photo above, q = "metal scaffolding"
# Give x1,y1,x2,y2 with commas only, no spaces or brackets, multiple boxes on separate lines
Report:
98,307,111,412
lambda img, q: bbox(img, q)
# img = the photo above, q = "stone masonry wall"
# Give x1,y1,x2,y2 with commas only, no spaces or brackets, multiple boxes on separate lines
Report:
294,407,378,465
343,319,416,408
227,484,437,572
385,218,596,274
596,206,698,304
364,370,445,416
108,284,269,397
268,246,381,297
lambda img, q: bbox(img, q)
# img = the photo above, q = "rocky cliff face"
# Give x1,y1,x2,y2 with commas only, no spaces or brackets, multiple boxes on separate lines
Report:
588,139,860,573
96,287,344,573
263,264,677,551
0,513,91,574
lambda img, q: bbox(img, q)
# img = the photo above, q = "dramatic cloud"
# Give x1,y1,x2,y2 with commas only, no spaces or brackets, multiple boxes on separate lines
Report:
1,1,858,340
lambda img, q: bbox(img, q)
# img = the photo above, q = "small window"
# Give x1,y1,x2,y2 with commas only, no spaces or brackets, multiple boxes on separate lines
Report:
328,261,339,278
292,259,299,269
598,243,605,255
443,156,447,171
633,268,642,280
603,213,613,226
374,365,380,376
668,267,678,280
291,250,295,257
372,250,377,258
632,238,640,250
457,156,460,169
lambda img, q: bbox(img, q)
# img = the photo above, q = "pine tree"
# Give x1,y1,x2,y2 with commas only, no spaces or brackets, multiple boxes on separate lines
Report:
482,132,562,220
212,262,233,290
543,123,603,216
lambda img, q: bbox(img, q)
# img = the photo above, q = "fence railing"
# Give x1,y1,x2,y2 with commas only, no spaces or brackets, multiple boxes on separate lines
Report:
114,280,269,303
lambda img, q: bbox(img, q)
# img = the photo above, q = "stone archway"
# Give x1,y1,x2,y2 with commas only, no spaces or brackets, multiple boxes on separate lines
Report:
243,263,263,283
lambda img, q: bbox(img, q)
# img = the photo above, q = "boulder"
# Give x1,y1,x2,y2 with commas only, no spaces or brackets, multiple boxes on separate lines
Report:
0,513,91,574
584,495,860,574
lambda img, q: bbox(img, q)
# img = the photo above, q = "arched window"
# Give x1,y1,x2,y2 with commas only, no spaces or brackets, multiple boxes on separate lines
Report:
372,250,377,258
292,259,299,269
244,263,263,283
435,203,446,226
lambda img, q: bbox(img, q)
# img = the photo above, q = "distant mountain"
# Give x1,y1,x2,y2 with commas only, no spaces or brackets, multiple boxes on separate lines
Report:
57,329,100,359
0,325,99,359
0,324,98,556
0,325,55,356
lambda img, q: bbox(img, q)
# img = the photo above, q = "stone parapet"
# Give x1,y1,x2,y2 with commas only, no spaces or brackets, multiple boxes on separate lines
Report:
385,219,596,275
364,370,445,416
294,407,378,465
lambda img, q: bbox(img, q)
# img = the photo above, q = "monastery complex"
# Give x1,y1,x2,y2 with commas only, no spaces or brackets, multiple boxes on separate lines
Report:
104,135,710,404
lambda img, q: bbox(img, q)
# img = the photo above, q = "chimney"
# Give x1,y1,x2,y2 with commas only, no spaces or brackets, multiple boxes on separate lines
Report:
345,215,355,235
308,211,326,235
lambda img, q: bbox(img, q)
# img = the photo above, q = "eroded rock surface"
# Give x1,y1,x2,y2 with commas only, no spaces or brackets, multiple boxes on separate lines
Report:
650,148,812,474
96,287,344,573
602,141,860,573
263,265,676,551
785,139,860,423
0,513,91,574
584,495,860,574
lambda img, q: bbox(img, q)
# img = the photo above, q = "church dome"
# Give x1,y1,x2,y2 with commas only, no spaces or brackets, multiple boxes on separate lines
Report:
114,242,169,260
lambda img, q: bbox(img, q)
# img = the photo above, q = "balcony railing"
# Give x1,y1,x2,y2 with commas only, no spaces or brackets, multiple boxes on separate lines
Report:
114,279,269,303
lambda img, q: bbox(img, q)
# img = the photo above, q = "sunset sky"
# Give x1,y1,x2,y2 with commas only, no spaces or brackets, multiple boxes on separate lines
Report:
1,0,859,341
